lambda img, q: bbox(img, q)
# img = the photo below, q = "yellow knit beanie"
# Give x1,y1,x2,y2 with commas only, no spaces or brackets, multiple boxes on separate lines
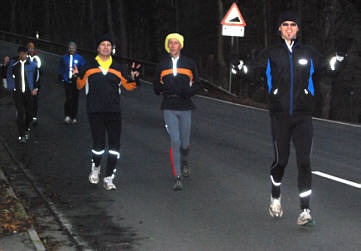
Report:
164,33,184,53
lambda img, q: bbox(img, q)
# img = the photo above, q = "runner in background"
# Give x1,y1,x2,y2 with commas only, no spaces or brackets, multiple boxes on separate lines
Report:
26,42,42,124
58,42,85,124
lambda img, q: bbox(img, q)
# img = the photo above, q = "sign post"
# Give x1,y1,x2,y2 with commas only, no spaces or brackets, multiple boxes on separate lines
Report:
221,3,246,93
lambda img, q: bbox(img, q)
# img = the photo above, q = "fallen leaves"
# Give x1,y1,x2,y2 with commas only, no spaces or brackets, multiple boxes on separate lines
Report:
0,181,32,235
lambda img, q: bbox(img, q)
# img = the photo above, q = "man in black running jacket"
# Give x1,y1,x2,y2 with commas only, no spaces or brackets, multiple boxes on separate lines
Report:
232,10,345,226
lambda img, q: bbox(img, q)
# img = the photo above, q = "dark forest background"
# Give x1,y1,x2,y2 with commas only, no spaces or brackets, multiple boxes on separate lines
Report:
1,0,361,122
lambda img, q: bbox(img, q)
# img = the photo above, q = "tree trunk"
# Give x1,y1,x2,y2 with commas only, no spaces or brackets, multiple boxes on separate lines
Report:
297,0,303,42
320,0,337,119
106,0,116,43
88,0,96,46
217,0,227,88
262,0,268,48
175,0,180,32
116,0,128,58
43,0,50,39
9,0,17,33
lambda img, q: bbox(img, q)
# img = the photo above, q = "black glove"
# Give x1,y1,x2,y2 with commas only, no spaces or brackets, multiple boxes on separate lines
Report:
131,62,143,80
164,85,180,96
58,74,63,82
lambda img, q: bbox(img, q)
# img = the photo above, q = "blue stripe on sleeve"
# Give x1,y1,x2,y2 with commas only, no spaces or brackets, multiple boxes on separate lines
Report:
266,58,272,94
308,59,315,96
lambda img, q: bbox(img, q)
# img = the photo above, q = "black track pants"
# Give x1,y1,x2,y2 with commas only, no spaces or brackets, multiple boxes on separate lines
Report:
13,92,33,137
88,112,122,177
64,80,79,119
270,114,313,209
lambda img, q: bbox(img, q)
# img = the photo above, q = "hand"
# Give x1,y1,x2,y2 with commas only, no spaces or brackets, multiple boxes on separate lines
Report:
231,59,248,75
164,84,177,95
231,59,244,74
32,89,38,96
130,62,141,80
72,64,79,76
58,74,63,82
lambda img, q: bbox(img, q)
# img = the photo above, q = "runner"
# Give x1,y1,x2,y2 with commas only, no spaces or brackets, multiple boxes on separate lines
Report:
6,46,39,143
26,42,42,123
232,10,346,225
58,42,85,124
153,33,200,191
73,34,141,190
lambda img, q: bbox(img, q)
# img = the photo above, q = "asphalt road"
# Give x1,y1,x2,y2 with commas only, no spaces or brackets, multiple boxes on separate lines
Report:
0,41,360,251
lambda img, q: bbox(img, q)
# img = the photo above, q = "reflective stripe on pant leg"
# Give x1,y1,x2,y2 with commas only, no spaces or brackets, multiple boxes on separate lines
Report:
270,116,291,198
292,115,313,209
91,149,104,167
107,150,120,177
105,112,122,177
88,113,106,167
164,110,181,177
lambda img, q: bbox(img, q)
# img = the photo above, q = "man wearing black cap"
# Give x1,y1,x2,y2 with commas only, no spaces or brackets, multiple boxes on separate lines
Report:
232,10,345,226
73,34,141,191
6,46,39,143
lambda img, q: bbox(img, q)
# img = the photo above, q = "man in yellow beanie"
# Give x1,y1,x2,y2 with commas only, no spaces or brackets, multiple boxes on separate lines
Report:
153,33,200,191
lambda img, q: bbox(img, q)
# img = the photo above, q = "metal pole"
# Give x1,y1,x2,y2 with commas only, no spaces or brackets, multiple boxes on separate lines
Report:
229,36,234,93
350,91,354,122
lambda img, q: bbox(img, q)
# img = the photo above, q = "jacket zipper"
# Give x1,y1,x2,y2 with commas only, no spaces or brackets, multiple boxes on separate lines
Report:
289,51,294,115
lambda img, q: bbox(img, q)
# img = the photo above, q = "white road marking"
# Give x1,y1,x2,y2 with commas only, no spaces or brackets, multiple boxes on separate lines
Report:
312,171,361,189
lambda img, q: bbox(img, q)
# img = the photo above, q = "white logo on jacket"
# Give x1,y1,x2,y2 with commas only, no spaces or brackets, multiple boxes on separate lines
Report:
298,58,308,65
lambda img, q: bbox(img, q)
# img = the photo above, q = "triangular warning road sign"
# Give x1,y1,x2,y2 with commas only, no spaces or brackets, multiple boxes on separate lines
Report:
221,3,246,26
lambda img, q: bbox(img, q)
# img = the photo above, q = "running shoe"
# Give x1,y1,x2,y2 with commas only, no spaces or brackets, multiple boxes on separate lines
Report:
17,136,27,144
269,195,283,218
64,116,71,124
103,176,117,190
89,163,101,184
181,161,191,177
173,176,183,191
297,209,315,226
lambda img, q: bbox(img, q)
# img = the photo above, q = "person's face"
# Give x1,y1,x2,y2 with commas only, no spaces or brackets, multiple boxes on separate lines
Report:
4,56,9,64
18,51,27,61
68,45,76,55
97,41,112,57
168,38,182,57
27,48,35,56
279,21,298,41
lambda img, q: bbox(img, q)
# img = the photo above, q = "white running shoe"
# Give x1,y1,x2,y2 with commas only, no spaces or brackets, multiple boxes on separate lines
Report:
64,116,71,124
103,176,117,190
297,209,315,226
269,196,283,218
72,118,77,124
88,163,101,184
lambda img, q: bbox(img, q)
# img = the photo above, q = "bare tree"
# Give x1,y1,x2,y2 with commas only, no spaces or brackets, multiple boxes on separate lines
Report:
43,0,51,39
106,0,116,43
9,0,17,33
319,0,337,119
262,0,268,48
116,0,128,58
217,0,227,88
88,0,96,46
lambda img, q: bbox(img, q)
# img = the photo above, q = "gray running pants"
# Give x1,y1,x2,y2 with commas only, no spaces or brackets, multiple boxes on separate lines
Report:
163,110,191,177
